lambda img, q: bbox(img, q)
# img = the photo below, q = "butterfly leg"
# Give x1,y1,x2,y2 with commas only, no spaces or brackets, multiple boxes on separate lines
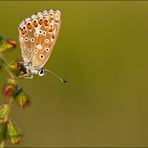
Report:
19,74,33,79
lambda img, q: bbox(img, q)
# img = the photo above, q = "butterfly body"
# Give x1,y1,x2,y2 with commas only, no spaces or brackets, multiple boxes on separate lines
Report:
18,9,61,77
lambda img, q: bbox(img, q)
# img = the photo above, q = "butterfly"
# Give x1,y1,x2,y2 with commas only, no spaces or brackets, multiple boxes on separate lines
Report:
18,9,66,82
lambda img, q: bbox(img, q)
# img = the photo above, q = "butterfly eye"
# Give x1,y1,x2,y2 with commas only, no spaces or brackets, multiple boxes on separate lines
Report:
26,22,33,30
38,18,43,25
38,69,45,76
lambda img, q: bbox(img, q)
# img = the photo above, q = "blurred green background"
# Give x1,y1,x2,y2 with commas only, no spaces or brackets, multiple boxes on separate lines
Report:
0,1,148,147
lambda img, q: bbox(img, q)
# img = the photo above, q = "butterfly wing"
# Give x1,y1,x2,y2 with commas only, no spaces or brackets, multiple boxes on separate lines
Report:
19,18,34,64
18,10,61,70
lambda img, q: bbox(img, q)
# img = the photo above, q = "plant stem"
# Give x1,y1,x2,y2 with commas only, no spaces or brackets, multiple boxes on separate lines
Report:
0,53,16,148
0,53,14,79
5,97,13,121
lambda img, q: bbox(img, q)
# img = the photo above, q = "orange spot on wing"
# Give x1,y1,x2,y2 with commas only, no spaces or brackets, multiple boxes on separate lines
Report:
26,22,33,30
44,19,49,26
20,29,27,35
32,20,38,27
38,18,44,25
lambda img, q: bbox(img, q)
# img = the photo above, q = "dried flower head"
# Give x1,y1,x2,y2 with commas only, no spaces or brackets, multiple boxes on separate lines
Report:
6,120,22,144
2,78,18,98
6,39,16,49
7,61,27,78
15,88,31,109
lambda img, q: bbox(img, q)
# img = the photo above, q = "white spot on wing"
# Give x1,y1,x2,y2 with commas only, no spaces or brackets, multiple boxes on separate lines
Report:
36,44,42,50
45,39,49,43
25,17,31,22
31,14,37,19
34,49,38,53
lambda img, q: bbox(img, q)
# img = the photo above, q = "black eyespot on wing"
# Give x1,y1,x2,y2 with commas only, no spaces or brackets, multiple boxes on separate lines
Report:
40,54,44,59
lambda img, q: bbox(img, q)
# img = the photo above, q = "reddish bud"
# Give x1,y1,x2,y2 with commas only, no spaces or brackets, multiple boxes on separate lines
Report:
2,78,18,97
6,39,16,49
7,61,27,78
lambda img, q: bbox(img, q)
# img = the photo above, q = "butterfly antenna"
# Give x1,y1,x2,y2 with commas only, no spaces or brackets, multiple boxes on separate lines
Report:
45,69,67,83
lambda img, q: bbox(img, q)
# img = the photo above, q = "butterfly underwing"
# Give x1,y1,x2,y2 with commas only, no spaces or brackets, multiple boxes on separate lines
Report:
18,9,61,77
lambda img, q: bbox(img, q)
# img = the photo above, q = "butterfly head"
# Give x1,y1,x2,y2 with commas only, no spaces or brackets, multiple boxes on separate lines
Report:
38,68,45,76
22,61,45,77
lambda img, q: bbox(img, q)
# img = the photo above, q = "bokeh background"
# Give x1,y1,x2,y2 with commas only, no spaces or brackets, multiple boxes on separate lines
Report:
0,1,148,147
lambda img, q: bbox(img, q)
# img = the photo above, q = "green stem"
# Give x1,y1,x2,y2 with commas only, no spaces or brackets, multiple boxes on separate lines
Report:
0,52,16,148
0,53,15,79
5,97,13,121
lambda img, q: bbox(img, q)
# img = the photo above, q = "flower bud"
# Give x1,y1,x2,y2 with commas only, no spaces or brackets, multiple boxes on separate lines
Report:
7,61,26,78
6,120,22,144
0,38,16,53
2,78,18,97
0,104,9,123
6,39,16,49
15,88,31,109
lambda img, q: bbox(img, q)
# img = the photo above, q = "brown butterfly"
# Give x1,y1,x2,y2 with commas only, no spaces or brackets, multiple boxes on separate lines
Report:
18,9,66,82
